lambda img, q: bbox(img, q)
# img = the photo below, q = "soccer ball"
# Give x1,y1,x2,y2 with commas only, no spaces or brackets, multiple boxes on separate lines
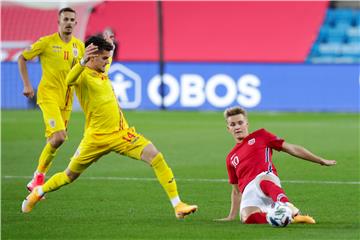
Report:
266,201,293,227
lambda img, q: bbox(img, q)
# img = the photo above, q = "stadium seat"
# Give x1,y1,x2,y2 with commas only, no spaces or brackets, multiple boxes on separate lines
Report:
326,35,345,43
318,43,342,55
347,27,360,37
341,43,360,56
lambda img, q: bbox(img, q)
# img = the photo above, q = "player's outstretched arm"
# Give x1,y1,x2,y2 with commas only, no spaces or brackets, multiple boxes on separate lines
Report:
214,184,241,221
281,142,337,166
18,55,34,98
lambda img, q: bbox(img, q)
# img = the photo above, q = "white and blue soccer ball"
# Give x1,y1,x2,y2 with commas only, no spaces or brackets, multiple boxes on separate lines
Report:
266,201,293,227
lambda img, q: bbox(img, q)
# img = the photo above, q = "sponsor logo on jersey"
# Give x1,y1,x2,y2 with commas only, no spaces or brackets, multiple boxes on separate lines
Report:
72,47,78,58
248,138,255,145
52,45,61,53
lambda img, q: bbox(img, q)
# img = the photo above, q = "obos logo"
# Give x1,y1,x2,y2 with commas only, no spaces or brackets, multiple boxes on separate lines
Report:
108,63,141,109
148,73,261,108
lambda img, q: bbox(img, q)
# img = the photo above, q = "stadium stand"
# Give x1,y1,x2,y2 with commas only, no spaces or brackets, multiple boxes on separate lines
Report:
1,2,96,61
1,1,358,63
307,8,360,63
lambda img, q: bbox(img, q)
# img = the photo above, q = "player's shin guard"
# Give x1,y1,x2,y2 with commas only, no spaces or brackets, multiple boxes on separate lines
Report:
244,212,268,224
151,153,179,206
37,142,57,174
41,171,71,193
259,180,289,203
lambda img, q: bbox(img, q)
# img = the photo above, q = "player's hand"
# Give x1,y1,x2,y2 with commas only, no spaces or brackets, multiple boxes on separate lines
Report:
320,159,337,166
23,85,34,98
214,216,236,222
81,43,98,65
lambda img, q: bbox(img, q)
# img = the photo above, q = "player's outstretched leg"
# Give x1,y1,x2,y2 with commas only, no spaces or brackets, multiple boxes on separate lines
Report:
150,152,198,219
21,186,44,213
174,202,198,219
287,202,315,224
259,180,315,224
21,171,72,213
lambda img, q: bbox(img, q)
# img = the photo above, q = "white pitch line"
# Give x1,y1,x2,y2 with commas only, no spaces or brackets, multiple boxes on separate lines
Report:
2,175,360,185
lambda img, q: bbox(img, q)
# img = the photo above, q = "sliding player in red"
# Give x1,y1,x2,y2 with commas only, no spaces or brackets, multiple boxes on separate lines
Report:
217,106,336,224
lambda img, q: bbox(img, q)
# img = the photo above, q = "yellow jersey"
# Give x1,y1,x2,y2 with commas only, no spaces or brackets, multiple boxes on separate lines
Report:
67,64,128,135
22,32,85,110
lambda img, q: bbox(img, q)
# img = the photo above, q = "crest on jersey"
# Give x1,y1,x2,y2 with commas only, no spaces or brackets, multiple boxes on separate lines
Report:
230,154,239,168
49,119,56,128
248,138,255,145
73,47,78,57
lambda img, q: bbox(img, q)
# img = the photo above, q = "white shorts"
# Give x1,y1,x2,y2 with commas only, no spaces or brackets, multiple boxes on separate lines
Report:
240,172,282,215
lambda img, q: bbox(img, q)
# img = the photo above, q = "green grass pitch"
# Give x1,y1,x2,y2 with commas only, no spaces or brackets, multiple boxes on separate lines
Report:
2,110,359,239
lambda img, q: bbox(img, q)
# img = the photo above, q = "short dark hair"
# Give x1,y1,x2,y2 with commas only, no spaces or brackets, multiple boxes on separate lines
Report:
224,106,247,120
85,35,113,52
58,7,76,16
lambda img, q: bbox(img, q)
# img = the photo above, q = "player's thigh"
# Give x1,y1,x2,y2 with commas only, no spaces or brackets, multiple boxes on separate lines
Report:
112,127,151,161
39,102,66,138
68,134,111,174
241,172,281,210
240,177,273,214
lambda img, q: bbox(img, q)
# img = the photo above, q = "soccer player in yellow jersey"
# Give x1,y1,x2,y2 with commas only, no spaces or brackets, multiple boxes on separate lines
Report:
18,8,97,192
22,35,198,219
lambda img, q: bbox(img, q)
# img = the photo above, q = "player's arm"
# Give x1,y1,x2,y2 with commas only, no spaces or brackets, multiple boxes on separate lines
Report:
281,142,336,166
67,43,98,85
18,38,46,98
215,184,241,221
67,63,85,86
18,55,34,98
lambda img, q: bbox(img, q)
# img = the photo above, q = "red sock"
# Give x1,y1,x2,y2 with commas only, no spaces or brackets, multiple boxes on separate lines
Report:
244,212,268,224
259,180,289,203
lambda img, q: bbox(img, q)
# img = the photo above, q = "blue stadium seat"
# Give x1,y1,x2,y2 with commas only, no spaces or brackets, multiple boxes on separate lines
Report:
333,56,357,63
318,43,342,56
341,43,360,57
324,9,336,26
336,20,352,30
347,27,360,37
353,12,360,26
327,26,346,38
333,9,354,22
348,35,360,43
327,35,345,43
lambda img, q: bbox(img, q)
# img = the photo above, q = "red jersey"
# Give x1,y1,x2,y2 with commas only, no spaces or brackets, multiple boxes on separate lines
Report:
226,128,284,193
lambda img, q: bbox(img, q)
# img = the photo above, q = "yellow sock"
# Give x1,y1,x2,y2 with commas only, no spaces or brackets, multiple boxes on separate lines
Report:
151,153,179,202
36,142,57,174
42,171,71,193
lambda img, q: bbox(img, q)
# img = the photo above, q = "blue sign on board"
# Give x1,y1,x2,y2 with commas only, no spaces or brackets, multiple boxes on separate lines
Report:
2,62,359,112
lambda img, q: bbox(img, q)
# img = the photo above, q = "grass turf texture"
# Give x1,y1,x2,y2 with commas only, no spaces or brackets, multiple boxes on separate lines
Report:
2,110,359,239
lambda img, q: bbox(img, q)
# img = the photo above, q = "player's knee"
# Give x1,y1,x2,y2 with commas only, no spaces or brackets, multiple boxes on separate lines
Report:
65,168,80,182
240,207,262,223
50,132,67,148
141,144,160,163
240,212,248,223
